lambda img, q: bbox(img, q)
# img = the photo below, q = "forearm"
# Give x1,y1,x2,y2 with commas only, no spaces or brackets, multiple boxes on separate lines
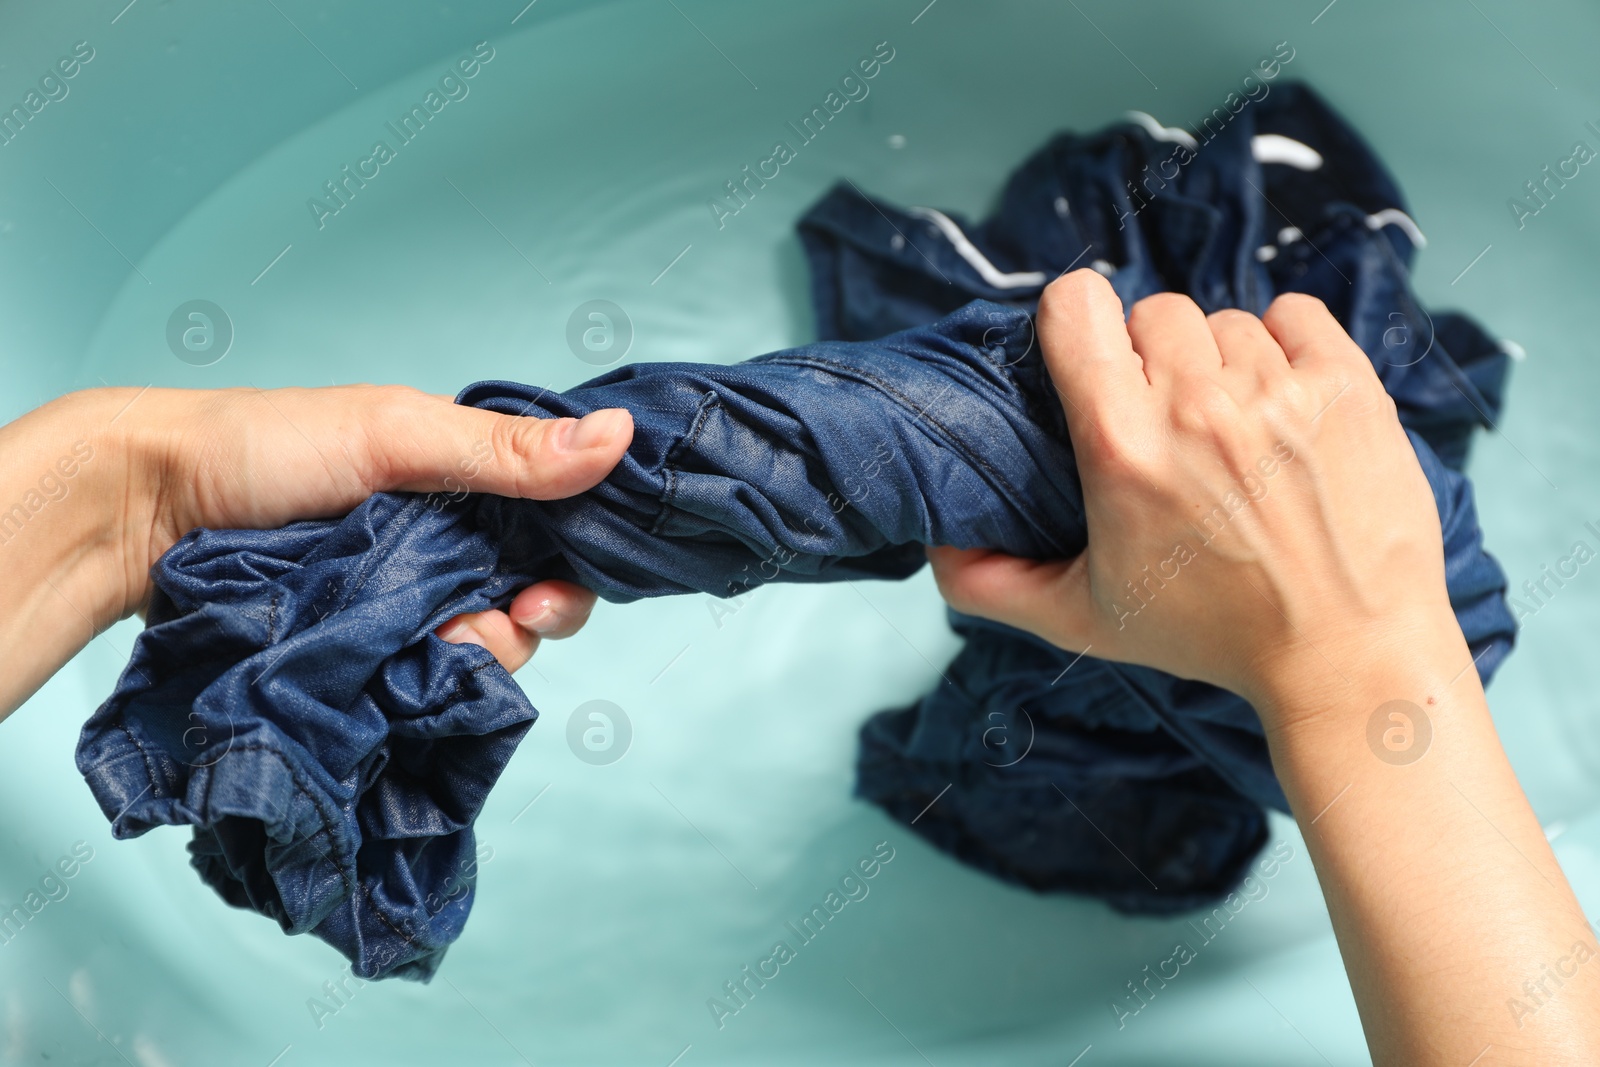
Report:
0,390,144,718
1259,623,1600,1066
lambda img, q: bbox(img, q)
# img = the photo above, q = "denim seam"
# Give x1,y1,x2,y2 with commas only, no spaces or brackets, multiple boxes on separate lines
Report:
652,391,719,538
171,582,485,956
109,587,287,810
114,720,163,801
112,714,427,952
652,356,1060,553
243,503,503,932
189,742,350,885
448,658,501,704
188,740,429,951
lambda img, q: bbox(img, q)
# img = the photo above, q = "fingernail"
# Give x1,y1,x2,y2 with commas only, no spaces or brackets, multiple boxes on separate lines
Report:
437,619,474,643
512,598,561,634
560,408,629,452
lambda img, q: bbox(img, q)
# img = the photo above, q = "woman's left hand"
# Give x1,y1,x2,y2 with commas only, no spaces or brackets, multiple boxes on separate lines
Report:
0,385,633,717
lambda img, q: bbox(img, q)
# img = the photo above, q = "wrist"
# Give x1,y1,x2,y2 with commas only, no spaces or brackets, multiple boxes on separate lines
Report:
98,387,193,620
0,388,145,715
1245,605,1474,745
1247,618,1496,844
29,388,158,624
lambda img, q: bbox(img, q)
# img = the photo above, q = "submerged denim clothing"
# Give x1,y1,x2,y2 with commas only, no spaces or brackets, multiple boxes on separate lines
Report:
77,83,1515,978
798,84,1508,471
796,83,1515,906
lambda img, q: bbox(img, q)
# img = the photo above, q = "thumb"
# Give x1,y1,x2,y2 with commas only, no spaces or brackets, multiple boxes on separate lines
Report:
925,546,1099,653
371,395,633,501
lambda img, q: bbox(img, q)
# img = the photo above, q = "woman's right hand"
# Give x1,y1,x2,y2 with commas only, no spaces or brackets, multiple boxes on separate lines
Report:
929,270,1600,1066
927,269,1466,727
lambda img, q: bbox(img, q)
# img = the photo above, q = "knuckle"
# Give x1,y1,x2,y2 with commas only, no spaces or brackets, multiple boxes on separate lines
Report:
366,385,433,432
1207,307,1259,327
487,416,552,494
1367,382,1399,421
374,383,426,408
1262,372,1312,416
1171,376,1236,435
1129,291,1201,326
355,385,437,490
1206,307,1265,343
1265,291,1329,319
1344,369,1388,407
1172,404,1212,438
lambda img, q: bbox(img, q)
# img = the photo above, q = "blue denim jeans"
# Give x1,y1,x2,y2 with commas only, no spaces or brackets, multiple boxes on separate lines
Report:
77,83,1514,978
802,82,1515,910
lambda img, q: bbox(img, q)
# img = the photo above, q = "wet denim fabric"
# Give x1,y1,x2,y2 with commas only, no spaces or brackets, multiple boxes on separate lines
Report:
798,83,1516,908
77,83,1515,977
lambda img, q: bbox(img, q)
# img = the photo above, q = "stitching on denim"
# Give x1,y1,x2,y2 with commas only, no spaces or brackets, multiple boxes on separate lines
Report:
652,391,720,537
189,740,427,955
113,727,431,962
446,654,503,704
354,646,508,960
109,518,498,974
192,743,351,881
654,469,676,538
114,720,163,801
112,587,285,813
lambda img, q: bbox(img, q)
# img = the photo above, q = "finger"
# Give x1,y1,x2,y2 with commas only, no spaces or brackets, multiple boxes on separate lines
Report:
926,546,1096,653
507,580,597,640
1206,308,1288,390
1035,269,1148,426
437,609,538,673
1126,292,1223,385
1260,293,1369,374
364,390,634,500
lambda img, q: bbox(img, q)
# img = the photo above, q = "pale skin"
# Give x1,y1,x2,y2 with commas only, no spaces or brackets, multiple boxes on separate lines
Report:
927,270,1600,1065
0,385,634,720
0,278,1594,1062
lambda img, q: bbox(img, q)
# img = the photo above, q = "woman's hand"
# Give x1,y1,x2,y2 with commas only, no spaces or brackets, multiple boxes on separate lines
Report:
927,270,1461,724
0,384,632,717
927,271,1600,1065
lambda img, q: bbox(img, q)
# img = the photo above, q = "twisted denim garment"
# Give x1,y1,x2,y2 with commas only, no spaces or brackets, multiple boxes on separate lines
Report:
801,83,1515,909
77,83,1514,978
